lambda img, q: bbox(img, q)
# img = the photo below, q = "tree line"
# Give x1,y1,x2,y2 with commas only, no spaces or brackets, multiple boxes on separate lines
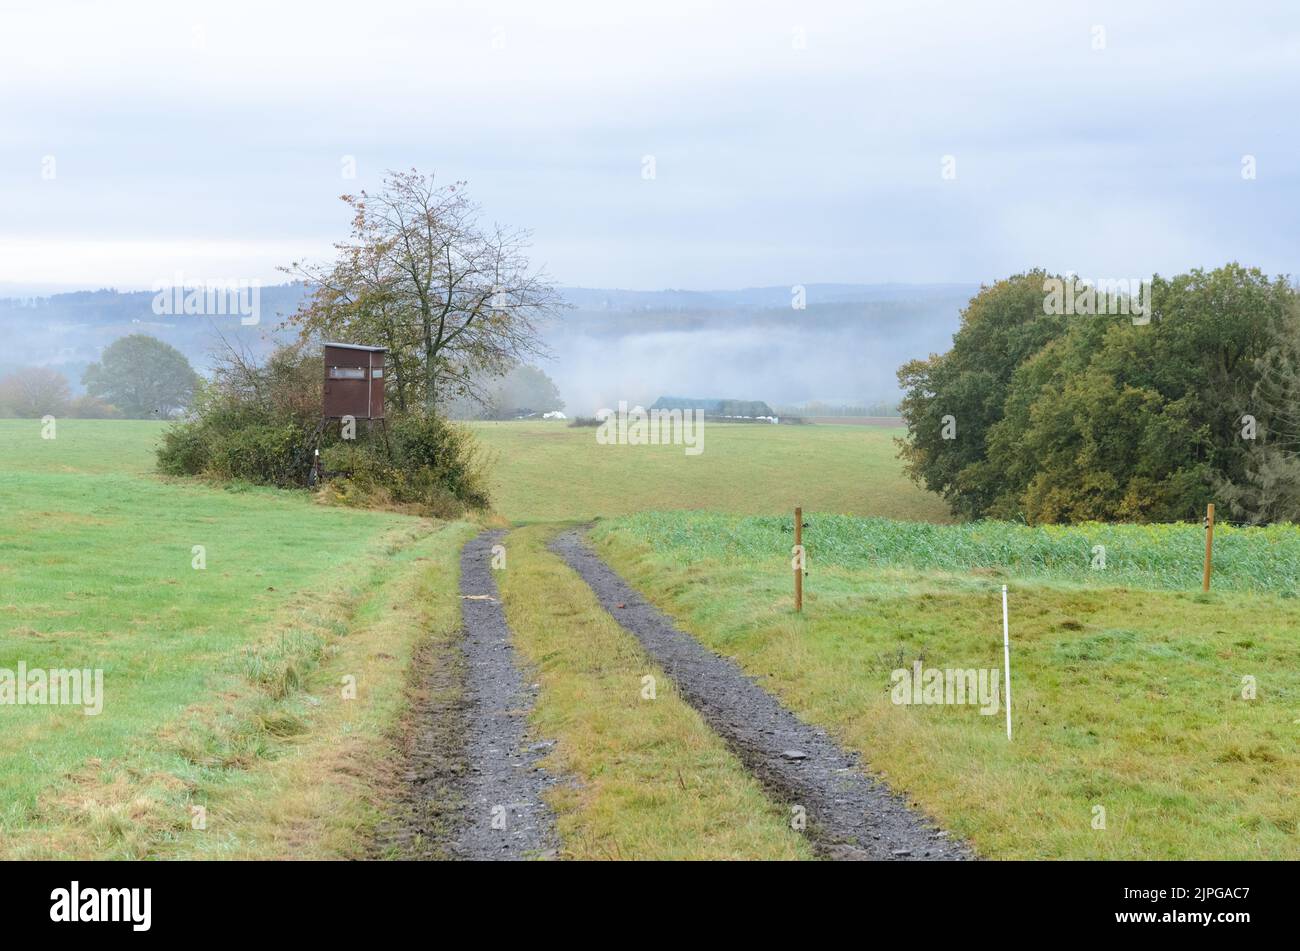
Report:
0,334,198,419
897,264,1300,525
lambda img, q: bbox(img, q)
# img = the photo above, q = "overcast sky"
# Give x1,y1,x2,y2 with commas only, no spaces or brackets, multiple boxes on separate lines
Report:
2,0,1297,292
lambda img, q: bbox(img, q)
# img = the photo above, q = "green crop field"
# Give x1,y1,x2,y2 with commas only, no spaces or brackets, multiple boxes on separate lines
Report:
604,511,1300,593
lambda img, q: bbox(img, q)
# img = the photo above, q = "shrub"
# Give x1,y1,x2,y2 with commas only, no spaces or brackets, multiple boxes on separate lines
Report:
390,412,491,508
156,421,211,476
157,379,317,486
321,412,492,518
205,420,309,486
68,394,122,419
158,345,491,516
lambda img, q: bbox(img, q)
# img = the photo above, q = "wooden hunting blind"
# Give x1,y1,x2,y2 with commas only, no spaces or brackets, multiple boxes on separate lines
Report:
322,342,386,419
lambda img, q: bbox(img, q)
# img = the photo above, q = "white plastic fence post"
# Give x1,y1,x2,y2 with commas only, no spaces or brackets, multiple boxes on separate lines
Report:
1002,584,1012,741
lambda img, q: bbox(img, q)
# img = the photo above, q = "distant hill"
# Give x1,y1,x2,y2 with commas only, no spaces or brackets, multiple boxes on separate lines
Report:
0,285,310,389
0,281,977,407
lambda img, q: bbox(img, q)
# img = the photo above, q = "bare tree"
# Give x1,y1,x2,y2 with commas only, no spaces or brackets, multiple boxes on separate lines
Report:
286,170,561,412
0,366,71,417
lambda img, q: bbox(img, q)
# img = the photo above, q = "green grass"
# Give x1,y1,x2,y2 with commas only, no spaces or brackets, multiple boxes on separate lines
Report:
13,416,1298,860
496,525,813,860
603,511,1300,593
0,418,462,857
152,518,476,860
592,511,1300,859
469,420,949,523
1,418,167,477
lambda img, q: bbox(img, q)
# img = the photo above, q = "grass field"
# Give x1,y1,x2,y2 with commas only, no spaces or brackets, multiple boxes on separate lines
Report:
0,419,471,858
469,420,950,523
6,416,1298,860
591,512,1300,859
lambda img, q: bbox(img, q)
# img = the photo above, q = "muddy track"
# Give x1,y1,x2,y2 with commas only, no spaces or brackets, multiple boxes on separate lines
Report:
550,530,973,861
450,530,558,859
375,634,466,860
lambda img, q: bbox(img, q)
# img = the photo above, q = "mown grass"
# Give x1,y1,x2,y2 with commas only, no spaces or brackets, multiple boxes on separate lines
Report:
469,420,950,524
496,524,813,860
2,418,166,477
0,417,468,858
593,512,1300,859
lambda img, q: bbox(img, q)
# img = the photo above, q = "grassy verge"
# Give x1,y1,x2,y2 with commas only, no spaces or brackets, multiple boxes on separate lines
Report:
0,417,478,858
6,519,475,858
592,513,1300,859
495,524,814,860
159,519,476,859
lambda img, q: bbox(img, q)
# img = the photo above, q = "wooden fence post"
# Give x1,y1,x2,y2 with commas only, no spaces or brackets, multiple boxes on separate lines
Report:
1202,502,1215,592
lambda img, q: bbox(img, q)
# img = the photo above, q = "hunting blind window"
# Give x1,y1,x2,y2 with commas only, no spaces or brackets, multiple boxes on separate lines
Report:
329,366,366,380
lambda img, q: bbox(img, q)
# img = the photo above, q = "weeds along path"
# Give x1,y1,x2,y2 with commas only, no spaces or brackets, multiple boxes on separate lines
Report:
451,530,558,859
550,530,972,861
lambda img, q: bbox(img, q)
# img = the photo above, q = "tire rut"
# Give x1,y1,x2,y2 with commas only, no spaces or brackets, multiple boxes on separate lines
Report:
549,529,974,861
449,529,558,860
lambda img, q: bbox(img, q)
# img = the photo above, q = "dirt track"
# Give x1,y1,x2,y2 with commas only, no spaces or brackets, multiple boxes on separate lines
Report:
550,529,972,861
448,530,558,859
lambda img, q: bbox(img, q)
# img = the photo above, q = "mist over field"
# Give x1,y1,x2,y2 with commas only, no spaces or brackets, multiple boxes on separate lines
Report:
0,282,973,413
549,283,975,413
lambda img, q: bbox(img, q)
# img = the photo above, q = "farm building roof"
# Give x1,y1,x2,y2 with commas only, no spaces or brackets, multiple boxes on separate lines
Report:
650,396,776,417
